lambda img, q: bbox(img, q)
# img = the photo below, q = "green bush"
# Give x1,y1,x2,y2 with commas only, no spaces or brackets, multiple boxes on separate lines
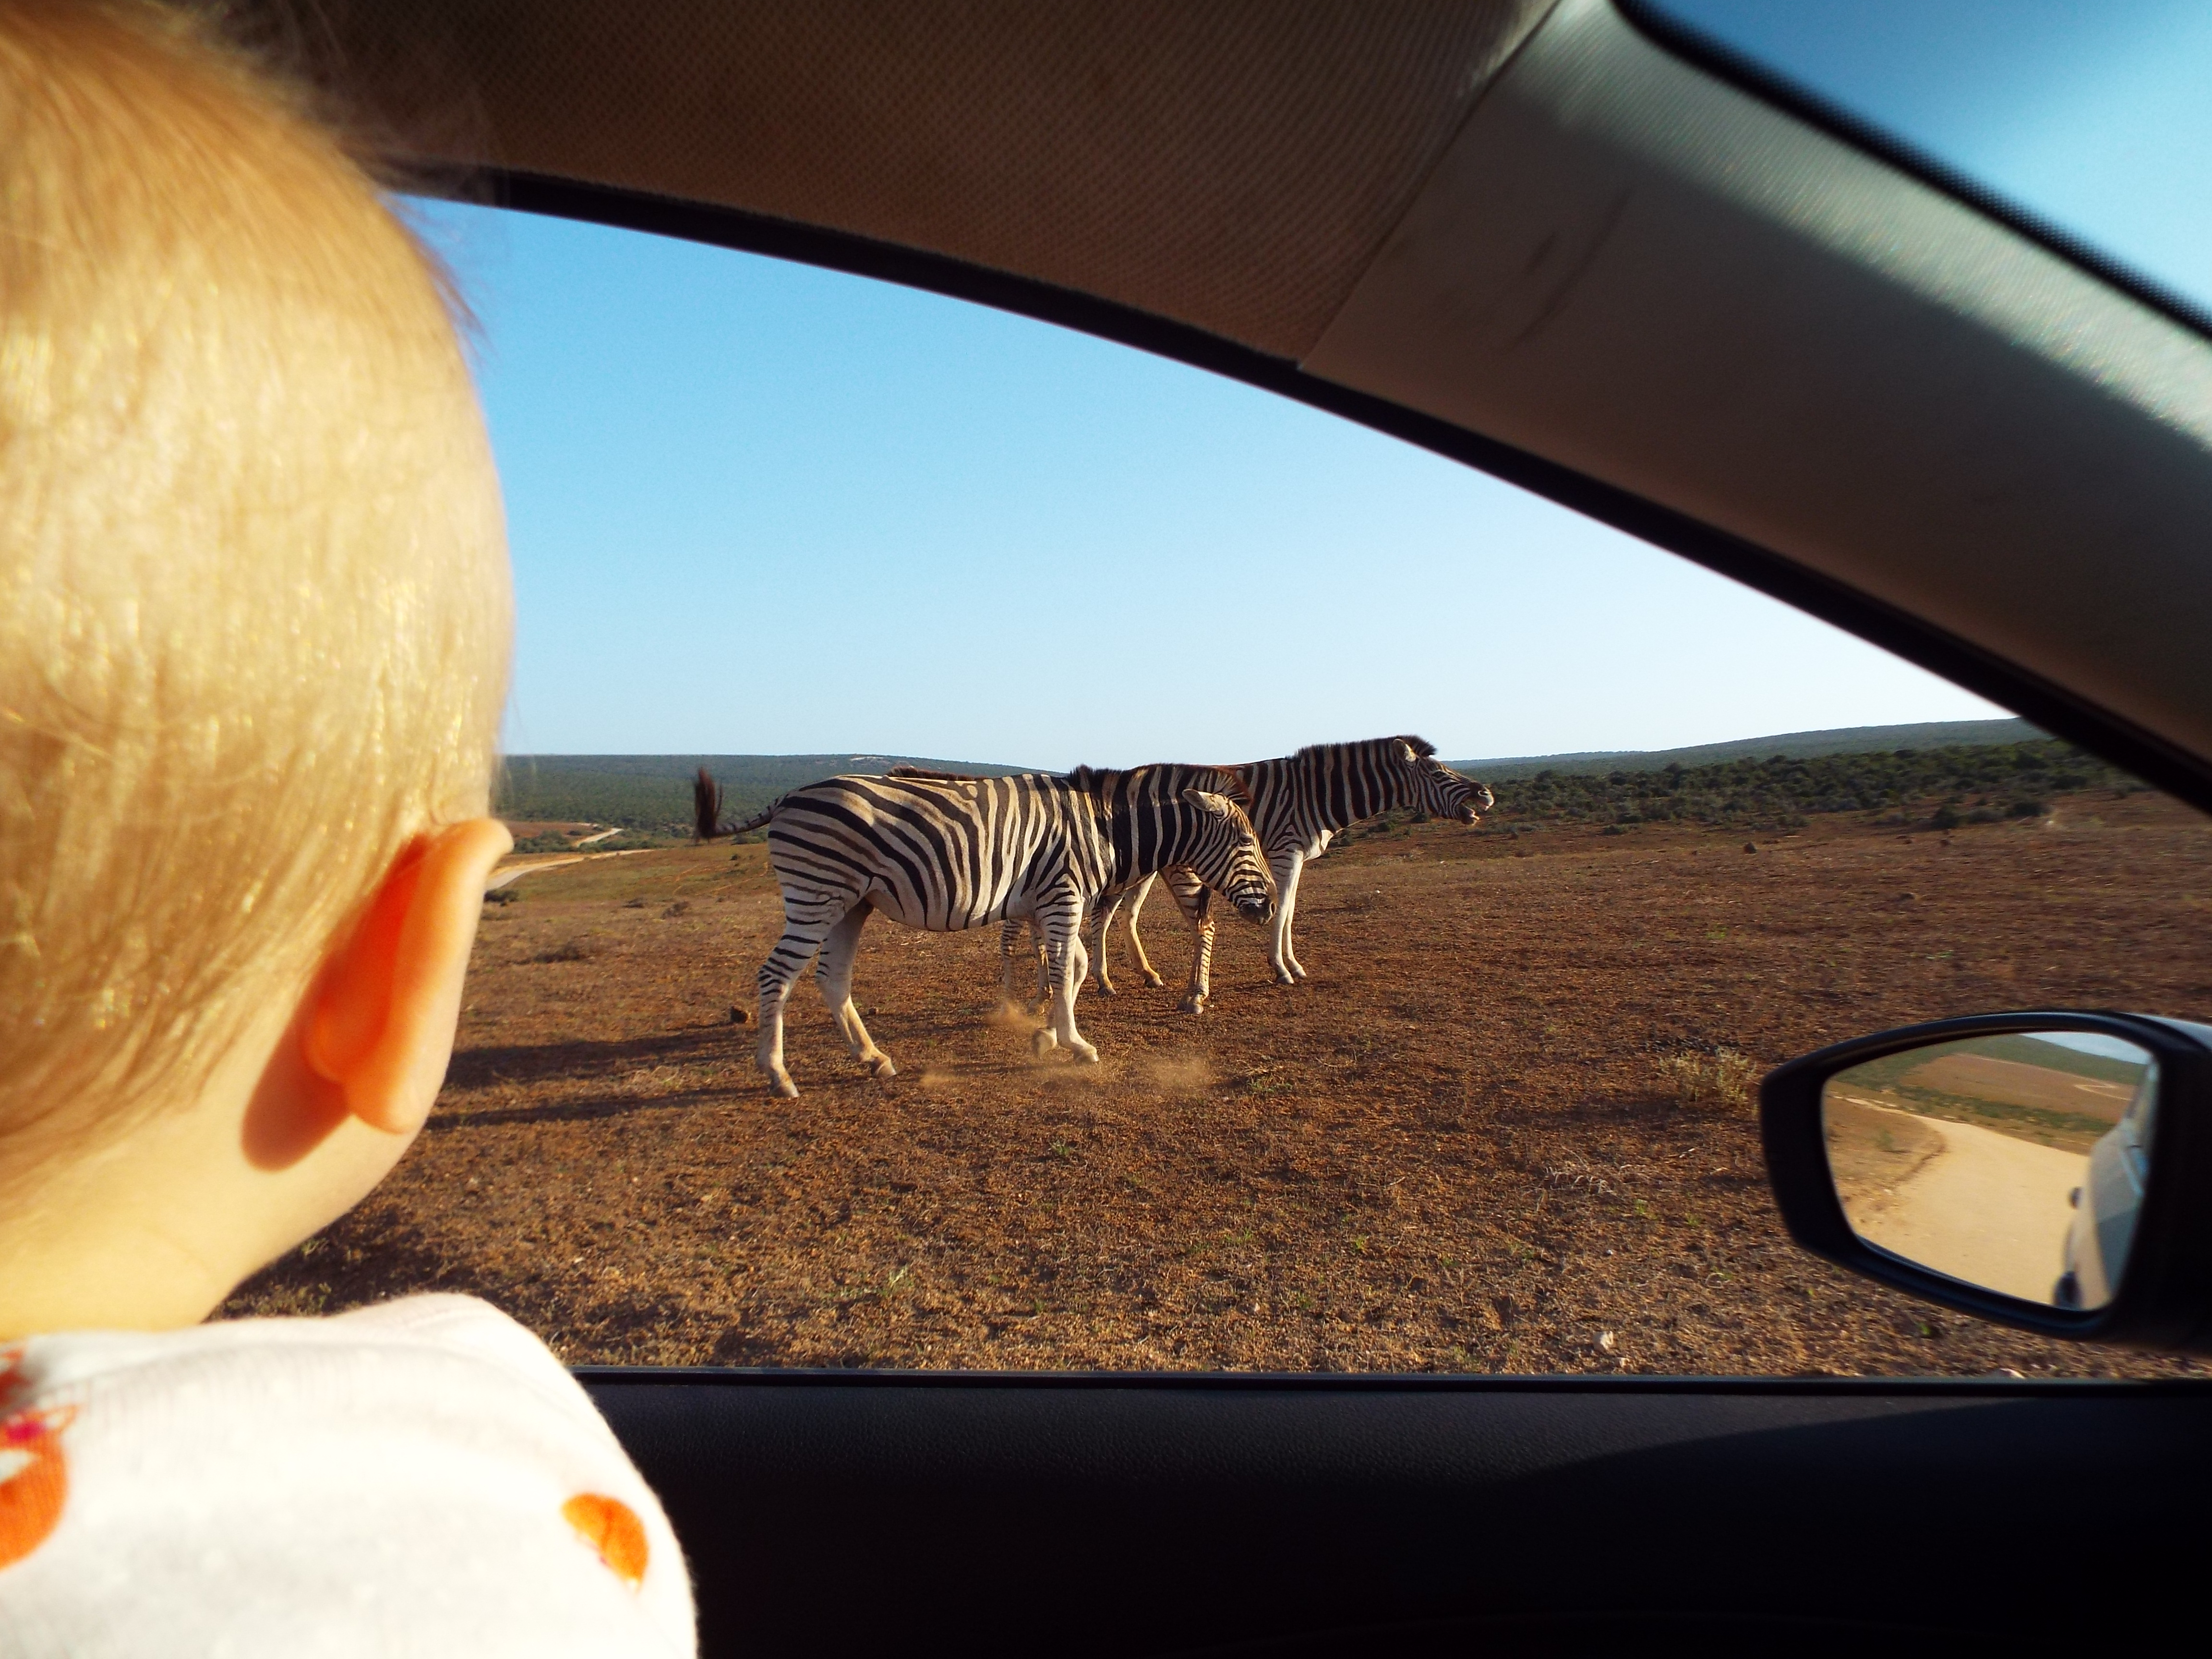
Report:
1482,738,2132,834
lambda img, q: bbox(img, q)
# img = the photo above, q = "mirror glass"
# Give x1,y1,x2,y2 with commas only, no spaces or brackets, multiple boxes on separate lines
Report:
1822,1032,2157,1309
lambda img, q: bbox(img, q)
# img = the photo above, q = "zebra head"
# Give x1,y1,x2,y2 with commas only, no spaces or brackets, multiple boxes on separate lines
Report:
1178,788,1278,923
1394,740,1494,825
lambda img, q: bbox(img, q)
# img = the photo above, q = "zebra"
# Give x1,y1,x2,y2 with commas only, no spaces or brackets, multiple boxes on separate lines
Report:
886,763,1239,1011
693,764,1276,1097
998,737,1491,1013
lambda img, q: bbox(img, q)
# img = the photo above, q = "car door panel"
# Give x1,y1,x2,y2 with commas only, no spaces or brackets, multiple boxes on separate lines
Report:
587,1371,2209,1654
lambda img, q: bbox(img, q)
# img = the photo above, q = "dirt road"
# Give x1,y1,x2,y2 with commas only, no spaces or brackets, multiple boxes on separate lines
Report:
487,848,653,890
1839,1104,2083,1302
486,854,589,890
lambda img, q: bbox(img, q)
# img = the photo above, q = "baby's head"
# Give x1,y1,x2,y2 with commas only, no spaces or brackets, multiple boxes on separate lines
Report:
0,1,512,1327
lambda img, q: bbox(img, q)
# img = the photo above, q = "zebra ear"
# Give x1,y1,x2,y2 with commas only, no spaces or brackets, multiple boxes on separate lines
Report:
1181,788,1236,819
1393,739,1420,764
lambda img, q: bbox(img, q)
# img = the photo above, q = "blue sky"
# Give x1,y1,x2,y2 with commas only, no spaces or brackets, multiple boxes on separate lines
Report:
418,199,2001,768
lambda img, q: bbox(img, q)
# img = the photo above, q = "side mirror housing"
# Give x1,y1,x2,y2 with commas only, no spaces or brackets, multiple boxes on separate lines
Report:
1760,1011,2212,1355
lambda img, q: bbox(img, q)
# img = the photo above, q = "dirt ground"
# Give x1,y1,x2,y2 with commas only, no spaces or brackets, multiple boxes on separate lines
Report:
227,789,2212,1377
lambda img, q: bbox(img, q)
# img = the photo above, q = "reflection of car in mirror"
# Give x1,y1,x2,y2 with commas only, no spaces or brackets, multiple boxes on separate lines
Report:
1815,1030,2155,1306
2056,1073,2158,1309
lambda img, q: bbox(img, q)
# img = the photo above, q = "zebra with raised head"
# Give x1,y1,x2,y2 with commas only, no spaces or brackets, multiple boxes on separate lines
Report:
984,738,1491,1014
1076,737,1491,1012
694,765,1276,1097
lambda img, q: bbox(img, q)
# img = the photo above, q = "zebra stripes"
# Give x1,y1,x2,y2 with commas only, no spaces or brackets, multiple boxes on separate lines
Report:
1090,737,1492,1011
694,765,1275,1097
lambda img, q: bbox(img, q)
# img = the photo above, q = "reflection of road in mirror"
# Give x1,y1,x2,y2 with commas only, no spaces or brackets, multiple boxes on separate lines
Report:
1820,1034,2155,1307
1827,1094,2084,1301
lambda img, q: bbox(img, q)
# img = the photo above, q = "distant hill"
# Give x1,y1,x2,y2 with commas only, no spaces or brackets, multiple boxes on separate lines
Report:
1450,718,2041,780
499,718,2081,836
495,753,1036,832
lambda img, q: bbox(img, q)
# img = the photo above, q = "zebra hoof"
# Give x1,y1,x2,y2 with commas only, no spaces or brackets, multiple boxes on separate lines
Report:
765,1073,799,1099
1032,1028,1059,1057
868,1054,897,1080
1070,1041,1100,1064
1271,970,1297,986
1094,980,1116,998
1141,971,1165,988
1176,996,1207,1015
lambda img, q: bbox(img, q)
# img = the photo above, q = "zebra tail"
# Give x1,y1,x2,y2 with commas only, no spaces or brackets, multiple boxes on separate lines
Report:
692,769,724,840
692,768,777,841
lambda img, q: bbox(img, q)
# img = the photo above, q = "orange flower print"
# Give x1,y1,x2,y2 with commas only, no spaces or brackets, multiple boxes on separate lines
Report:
0,1402,74,1572
563,1491,648,1590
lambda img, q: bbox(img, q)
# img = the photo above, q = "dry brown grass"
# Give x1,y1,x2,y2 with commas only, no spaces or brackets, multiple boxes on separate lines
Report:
1656,1048,1757,1108
227,792,2212,1379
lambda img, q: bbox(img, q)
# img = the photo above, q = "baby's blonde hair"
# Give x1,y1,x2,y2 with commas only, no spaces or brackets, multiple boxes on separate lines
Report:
0,2,511,1182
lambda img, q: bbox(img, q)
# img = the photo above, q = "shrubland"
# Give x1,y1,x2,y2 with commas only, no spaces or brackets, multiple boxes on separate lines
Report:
1472,738,2136,836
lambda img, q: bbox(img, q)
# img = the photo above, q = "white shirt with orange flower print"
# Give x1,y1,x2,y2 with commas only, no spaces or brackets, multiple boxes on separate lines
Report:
0,1294,694,1655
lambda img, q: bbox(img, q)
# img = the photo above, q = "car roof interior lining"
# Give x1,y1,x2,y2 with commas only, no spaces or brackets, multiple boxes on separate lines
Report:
269,0,1558,359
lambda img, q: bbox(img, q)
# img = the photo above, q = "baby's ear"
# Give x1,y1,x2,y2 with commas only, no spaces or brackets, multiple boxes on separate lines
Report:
302,819,512,1135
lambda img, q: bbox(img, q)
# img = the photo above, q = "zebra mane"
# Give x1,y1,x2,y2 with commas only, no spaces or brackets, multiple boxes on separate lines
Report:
1288,734,1437,765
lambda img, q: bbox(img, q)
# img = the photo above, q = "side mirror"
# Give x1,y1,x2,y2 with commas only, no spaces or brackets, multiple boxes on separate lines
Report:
1761,1011,2212,1354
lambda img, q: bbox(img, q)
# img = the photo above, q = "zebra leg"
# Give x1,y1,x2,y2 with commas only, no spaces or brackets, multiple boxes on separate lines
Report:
1271,850,1310,983
1121,872,1166,988
1279,905,1305,981
1032,893,1099,1062
816,903,894,1079
1267,850,1308,984
1088,892,1127,995
998,917,1028,1005
757,899,843,1098
1168,871,1215,1014
996,916,1048,1010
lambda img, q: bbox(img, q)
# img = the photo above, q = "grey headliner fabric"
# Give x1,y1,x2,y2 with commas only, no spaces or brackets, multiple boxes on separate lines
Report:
277,0,1555,357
